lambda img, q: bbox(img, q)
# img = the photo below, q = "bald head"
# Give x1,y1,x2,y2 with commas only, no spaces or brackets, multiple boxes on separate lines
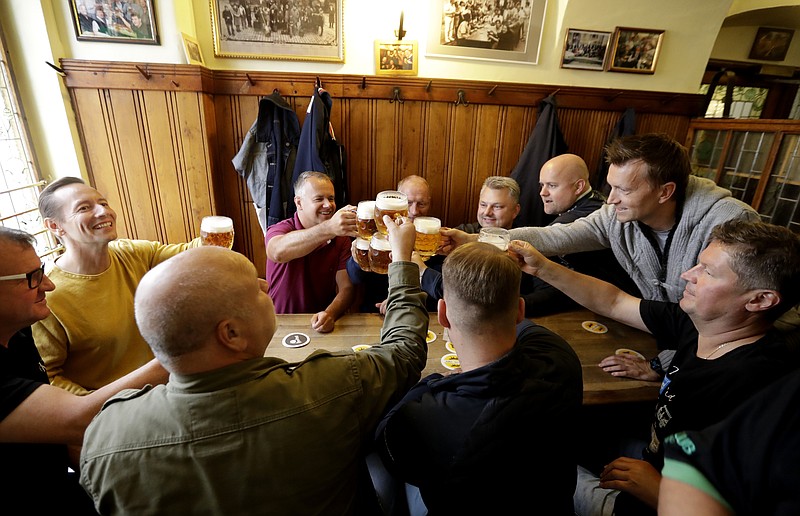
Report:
134,247,276,370
539,154,591,215
398,175,431,220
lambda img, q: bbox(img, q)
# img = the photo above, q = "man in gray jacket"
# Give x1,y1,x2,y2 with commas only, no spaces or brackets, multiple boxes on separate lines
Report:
443,133,758,303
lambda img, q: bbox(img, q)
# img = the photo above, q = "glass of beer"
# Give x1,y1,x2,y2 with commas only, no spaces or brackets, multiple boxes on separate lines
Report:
374,190,408,235
413,216,441,261
357,201,377,240
369,233,392,274
354,237,371,271
478,227,510,251
200,216,235,249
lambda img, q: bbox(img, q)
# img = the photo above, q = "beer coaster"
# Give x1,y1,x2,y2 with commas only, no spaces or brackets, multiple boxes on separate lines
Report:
282,332,310,348
426,330,437,344
445,341,456,353
441,353,460,370
352,344,372,352
615,348,645,360
581,321,608,334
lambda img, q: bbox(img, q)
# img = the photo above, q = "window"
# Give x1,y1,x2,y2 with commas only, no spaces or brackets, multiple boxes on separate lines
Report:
0,25,61,260
699,84,768,119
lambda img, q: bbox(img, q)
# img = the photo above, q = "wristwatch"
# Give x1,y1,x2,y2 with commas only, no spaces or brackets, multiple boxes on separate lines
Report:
649,356,665,376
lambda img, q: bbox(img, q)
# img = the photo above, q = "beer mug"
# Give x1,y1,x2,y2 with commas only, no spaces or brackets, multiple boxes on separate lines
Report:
200,216,235,249
356,200,377,240
478,227,510,251
374,190,408,235
413,216,441,261
369,233,392,274
354,237,371,271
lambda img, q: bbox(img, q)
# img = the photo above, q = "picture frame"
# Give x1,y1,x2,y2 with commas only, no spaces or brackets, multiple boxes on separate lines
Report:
181,33,205,66
560,28,611,71
210,0,344,62
608,27,664,74
375,41,418,76
69,0,159,45
426,0,547,65
749,27,794,61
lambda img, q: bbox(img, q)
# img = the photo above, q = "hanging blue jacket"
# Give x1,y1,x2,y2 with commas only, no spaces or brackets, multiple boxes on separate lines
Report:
288,88,347,218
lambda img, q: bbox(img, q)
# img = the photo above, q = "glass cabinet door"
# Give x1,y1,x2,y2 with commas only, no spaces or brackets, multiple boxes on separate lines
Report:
759,133,800,232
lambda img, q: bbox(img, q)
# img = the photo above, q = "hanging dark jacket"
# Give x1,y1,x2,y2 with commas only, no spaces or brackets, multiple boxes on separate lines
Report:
510,94,568,228
594,107,636,195
288,88,347,217
232,92,300,232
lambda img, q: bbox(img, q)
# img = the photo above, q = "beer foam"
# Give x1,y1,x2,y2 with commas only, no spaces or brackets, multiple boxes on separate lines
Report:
356,237,370,250
201,216,233,232
414,217,441,234
376,194,408,211
357,201,376,218
370,236,392,251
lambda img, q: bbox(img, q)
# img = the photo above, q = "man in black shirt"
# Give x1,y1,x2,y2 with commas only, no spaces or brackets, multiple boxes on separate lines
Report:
0,227,167,513
510,219,800,515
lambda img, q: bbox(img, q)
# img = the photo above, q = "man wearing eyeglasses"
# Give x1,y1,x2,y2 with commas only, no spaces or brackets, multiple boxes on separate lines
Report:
0,226,167,512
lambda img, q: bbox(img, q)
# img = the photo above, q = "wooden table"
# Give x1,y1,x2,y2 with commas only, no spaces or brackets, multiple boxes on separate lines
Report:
267,309,661,405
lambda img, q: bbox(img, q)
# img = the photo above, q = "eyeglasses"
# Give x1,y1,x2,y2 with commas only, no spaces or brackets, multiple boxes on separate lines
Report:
0,264,46,290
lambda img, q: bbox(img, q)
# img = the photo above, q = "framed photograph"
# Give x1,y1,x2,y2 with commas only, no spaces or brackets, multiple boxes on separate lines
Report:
210,0,344,62
375,41,418,76
749,27,794,61
427,0,547,65
69,0,159,44
608,27,664,74
181,33,205,66
560,28,611,71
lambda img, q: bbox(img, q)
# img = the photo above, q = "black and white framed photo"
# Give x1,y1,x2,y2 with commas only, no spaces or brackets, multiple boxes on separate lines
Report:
560,28,611,71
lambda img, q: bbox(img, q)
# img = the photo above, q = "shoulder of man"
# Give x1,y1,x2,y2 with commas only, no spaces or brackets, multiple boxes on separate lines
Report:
99,384,156,412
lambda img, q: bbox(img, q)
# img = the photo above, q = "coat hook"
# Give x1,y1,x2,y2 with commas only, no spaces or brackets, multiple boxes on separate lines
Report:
361,77,367,89
135,65,151,80
316,76,322,89
454,89,469,106
389,87,404,104
45,61,67,77
425,80,432,92
488,85,498,96
171,80,180,87
273,88,280,94
550,88,561,97
660,94,680,105
246,73,255,86
605,91,624,102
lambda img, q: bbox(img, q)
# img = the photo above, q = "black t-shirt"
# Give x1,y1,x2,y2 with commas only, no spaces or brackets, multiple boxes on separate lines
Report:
663,368,800,515
0,328,95,513
639,301,797,468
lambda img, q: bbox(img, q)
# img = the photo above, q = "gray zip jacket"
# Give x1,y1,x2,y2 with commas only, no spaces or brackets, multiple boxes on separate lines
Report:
510,176,758,302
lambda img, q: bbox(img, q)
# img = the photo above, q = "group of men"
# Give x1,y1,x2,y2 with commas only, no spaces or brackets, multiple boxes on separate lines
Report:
2,132,798,514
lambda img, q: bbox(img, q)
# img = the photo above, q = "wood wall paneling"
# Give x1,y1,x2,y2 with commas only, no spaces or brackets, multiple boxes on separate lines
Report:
62,60,703,273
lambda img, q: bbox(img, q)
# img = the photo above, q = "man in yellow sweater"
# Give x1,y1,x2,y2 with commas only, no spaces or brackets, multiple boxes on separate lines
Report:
32,177,198,394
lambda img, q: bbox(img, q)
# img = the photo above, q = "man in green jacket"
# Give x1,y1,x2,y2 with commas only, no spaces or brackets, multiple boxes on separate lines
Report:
79,216,428,515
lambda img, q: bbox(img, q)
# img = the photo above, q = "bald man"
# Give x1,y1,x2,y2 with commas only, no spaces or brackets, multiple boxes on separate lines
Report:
397,175,432,221
79,217,430,514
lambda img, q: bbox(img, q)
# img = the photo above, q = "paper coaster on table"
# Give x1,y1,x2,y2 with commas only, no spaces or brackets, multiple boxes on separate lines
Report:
615,348,645,360
441,353,460,370
426,330,437,343
581,321,608,334
445,341,456,353
352,344,372,352
282,332,310,348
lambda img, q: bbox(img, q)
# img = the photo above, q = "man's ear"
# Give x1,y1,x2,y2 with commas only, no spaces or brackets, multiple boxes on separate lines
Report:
215,319,248,353
658,182,677,204
294,196,302,211
745,290,781,313
437,299,451,329
574,178,586,196
516,297,525,324
513,203,521,219
44,217,62,236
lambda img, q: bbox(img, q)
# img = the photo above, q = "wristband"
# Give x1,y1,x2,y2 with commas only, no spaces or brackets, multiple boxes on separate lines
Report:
649,356,665,376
